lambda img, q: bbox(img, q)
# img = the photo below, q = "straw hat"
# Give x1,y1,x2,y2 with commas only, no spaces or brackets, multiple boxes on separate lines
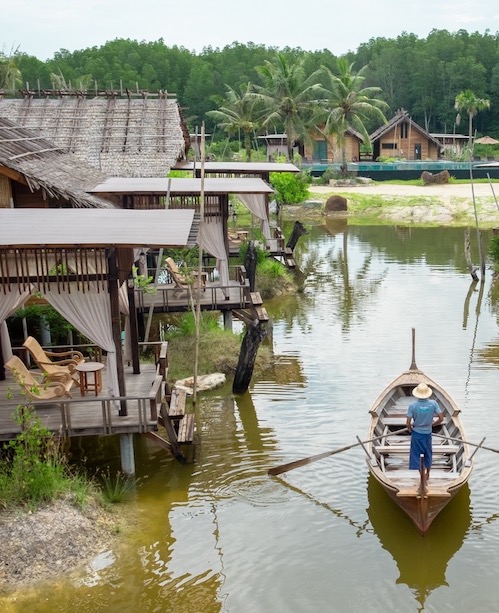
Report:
412,383,432,399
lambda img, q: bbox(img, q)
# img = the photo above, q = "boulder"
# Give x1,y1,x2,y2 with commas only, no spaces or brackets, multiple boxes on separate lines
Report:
421,170,450,185
325,195,348,212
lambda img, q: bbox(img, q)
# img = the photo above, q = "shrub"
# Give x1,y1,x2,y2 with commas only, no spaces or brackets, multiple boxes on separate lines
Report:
0,405,94,509
269,170,312,205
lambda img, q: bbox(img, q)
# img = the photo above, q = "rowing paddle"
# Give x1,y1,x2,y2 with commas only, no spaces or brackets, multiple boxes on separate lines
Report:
433,432,499,454
268,427,408,476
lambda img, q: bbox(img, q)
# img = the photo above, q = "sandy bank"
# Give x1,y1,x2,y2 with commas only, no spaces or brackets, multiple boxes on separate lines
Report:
306,182,499,225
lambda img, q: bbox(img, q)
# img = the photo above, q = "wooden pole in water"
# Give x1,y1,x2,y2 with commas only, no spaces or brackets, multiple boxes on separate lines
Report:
193,124,206,405
468,156,485,277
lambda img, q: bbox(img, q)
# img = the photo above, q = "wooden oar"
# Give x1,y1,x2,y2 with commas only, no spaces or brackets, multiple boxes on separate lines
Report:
433,432,499,454
268,427,408,476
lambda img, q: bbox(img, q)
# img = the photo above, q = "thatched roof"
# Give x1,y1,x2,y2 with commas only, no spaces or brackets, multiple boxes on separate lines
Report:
0,93,189,177
369,109,441,147
0,117,115,208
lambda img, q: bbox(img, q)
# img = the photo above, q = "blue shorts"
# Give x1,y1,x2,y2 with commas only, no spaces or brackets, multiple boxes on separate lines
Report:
409,431,432,469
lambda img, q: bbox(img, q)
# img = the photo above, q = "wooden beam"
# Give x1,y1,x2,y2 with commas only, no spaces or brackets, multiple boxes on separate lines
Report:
108,248,127,415
0,165,28,185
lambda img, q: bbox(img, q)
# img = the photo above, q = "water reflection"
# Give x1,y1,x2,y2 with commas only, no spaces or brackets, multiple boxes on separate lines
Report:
367,475,471,612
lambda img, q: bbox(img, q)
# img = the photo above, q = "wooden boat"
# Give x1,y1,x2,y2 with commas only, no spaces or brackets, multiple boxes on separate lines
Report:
365,331,473,534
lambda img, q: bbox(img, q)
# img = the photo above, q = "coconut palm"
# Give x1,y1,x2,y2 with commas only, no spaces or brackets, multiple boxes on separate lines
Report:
454,90,490,150
0,49,22,92
253,53,321,160
313,59,389,169
207,82,264,161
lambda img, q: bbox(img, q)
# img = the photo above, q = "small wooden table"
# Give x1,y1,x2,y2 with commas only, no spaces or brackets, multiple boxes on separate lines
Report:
75,362,105,396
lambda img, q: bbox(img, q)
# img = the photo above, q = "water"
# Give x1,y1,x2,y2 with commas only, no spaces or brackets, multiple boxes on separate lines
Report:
4,223,499,612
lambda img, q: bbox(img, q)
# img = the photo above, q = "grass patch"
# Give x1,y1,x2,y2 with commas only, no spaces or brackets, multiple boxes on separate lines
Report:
99,469,135,504
164,313,272,381
0,405,98,511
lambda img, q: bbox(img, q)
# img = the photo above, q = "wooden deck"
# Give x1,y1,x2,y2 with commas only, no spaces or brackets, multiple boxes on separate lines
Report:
0,362,161,441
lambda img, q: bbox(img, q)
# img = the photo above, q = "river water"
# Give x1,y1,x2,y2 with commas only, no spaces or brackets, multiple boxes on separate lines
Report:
5,221,499,612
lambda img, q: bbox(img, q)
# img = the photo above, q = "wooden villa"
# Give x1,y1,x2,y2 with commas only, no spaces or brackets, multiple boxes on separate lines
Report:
369,109,442,161
173,161,300,266
0,207,200,473
302,127,363,164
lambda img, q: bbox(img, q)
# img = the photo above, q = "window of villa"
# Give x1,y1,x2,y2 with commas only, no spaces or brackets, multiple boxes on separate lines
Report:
400,122,408,138
382,143,396,149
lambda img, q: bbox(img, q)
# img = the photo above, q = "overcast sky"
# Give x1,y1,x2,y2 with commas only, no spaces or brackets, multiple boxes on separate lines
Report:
3,0,499,61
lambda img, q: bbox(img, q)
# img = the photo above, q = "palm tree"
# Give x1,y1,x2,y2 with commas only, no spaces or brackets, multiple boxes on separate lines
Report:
207,82,263,161
253,53,321,160
313,59,389,169
454,90,490,150
0,49,22,92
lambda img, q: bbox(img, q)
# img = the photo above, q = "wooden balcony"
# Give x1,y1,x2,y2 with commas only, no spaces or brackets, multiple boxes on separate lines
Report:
0,360,161,441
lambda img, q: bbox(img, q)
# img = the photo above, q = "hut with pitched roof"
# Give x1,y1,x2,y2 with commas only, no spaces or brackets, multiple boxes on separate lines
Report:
369,109,442,161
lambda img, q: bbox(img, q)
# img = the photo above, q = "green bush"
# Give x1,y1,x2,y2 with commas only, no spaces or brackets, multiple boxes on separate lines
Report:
269,170,312,205
0,405,94,509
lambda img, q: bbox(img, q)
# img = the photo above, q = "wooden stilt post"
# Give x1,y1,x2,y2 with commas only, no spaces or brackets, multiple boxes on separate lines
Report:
127,275,140,374
108,249,127,416
120,433,135,475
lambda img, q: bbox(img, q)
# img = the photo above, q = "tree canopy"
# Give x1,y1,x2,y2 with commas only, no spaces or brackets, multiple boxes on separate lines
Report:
4,30,499,144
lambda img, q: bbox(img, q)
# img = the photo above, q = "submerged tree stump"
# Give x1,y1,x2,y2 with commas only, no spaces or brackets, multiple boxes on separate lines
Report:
286,221,307,250
232,320,267,394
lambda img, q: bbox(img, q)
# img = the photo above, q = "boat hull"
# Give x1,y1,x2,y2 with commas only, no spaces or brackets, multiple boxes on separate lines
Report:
366,364,472,534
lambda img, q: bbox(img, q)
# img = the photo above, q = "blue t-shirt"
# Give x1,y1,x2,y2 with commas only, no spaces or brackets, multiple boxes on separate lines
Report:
407,399,442,434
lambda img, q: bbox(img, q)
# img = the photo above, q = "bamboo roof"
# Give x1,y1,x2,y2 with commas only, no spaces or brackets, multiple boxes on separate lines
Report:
0,95,188,177
89,177,275,195
0,117,114,208
173,161,300,174
0,208,198,248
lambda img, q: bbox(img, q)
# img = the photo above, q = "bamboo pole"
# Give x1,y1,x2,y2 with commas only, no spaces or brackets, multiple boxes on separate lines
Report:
193,124,205,405
468,156,485,277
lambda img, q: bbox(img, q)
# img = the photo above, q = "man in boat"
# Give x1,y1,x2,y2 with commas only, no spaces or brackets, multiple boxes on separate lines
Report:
406,383,444,482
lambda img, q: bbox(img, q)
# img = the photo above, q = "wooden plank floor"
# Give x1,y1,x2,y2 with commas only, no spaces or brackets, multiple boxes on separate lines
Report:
0,362,160,441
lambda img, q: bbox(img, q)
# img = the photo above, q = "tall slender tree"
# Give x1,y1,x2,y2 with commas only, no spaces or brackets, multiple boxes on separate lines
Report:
253,53,321,160
454,89,490,149
313,59,389,169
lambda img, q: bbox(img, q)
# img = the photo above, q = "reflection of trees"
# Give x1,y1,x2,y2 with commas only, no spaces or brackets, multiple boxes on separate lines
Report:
328,229,387,332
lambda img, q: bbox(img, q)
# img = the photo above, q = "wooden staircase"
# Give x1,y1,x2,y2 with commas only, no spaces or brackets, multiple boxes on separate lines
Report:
142,344,196,463
233,291,268,325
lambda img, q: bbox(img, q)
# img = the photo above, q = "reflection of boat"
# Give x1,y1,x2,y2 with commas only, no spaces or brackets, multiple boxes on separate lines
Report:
366,330,473,534
367,474,471,610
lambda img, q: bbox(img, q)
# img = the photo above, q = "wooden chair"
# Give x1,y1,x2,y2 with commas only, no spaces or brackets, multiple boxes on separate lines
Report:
5,356,74,400
165,257,206,293
23,336,84,381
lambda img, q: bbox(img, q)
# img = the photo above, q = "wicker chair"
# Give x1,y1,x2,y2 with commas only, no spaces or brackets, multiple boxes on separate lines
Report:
165,257,206,293
23,336,84,382
5,356,74,400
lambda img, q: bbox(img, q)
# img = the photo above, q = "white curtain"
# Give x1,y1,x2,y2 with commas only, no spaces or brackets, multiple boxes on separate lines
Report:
201,219,230,296
118,282,132,362
41,282,120,397
0,287,31,361
237,193,271,239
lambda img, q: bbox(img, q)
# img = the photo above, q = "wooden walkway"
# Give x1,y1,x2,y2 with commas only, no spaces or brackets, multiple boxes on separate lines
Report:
0,362,161,441
135,281,251,314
